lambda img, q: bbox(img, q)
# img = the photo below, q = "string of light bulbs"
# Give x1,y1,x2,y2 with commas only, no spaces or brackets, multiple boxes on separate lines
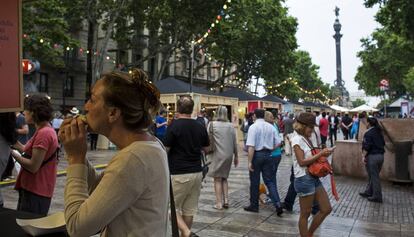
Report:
22,34,117,64
193,0,232,45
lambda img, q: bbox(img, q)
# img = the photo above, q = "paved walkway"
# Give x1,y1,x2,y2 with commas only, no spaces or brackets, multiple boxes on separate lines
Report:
1,145,413,236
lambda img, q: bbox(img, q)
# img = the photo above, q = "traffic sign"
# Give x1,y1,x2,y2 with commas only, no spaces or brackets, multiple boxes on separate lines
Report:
379,79,389,87
22,59,35,74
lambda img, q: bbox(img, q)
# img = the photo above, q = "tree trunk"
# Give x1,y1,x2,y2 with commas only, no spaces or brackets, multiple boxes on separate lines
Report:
219,59,227,93
86,19,96,98
155,39,177,81
93,0,126,84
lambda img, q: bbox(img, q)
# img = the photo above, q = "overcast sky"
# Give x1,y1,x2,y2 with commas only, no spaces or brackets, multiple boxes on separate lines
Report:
284,0,380,92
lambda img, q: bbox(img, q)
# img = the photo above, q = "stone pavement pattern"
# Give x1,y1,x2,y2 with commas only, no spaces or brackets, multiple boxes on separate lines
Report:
2,146,413,236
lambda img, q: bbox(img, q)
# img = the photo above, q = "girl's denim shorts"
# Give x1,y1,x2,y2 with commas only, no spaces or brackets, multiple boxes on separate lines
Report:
294,174,322,197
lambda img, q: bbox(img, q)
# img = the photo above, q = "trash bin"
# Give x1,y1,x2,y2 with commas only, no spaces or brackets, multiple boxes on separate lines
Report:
394,140,412,181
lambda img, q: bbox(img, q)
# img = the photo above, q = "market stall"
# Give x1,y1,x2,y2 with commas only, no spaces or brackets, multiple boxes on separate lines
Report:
155,77,239,124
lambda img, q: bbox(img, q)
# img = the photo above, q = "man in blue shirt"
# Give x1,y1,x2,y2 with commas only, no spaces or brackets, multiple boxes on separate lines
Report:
155,110,168,142
244,109,282,215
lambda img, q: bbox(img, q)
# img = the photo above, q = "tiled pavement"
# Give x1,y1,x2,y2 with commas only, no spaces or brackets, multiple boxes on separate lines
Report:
1,145,413,236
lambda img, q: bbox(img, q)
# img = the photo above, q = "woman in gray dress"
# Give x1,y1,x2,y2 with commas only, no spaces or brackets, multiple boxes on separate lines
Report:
207,106,238,210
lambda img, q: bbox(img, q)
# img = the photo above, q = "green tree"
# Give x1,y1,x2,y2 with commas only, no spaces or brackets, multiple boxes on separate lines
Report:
355,28,414,98
111,0,224,81
352,98,367,108
268,50,331,102
365,0,414,41
376,98,391,110
204,0,298,91
403,67,414,95
22,0,78,67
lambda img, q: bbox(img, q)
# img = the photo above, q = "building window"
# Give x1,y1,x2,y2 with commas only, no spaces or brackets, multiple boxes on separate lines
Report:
64,76,74,97
38,73,48,93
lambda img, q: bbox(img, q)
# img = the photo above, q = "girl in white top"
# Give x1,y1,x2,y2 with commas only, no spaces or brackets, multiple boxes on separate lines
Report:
290,112,333,237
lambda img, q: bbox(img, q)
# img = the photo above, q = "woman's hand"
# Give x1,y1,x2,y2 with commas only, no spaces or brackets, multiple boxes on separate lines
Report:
59,117,87,164
234,156,239,167
320,148,333,157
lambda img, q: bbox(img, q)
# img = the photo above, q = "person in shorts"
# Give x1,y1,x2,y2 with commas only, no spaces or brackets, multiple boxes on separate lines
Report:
291,112,333,237
165,96,209,237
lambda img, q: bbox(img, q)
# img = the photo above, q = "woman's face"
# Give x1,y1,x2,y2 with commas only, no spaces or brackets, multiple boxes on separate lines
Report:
23,110,34,124
304,125,314,138
84,80,111,134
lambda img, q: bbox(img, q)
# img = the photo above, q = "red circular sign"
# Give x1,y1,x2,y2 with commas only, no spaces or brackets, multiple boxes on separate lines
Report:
379,79,389,87
22,59,35,74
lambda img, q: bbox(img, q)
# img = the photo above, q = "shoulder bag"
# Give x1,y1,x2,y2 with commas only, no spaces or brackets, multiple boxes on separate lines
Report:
302,138,339,201
205,121,215,154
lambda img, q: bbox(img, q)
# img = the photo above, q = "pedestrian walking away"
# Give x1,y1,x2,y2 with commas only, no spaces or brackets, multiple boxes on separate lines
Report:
165,95,210,237
328,114,339,147
206,105,238,210
243,109,283,216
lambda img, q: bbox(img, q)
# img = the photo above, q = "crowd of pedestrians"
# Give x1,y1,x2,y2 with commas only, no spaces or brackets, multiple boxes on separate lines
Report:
0,68,390,237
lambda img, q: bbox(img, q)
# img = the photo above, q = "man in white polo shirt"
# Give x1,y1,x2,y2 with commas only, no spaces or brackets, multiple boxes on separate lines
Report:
244,109,282,215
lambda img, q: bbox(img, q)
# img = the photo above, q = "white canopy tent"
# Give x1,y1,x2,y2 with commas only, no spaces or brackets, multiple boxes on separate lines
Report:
389,97,409,107
330,104,349,112
350,104,379,112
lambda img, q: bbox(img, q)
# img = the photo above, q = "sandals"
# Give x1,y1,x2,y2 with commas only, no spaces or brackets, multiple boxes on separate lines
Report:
222,203,229,209
212,204,223,210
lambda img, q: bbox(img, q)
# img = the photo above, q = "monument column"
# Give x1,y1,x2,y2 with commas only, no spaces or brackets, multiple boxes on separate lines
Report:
333,6,348,106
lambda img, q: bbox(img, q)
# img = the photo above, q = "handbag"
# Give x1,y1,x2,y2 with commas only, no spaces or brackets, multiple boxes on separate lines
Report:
201,153,211,181
154,137,180,237
205,122,215,154
302,138,340,201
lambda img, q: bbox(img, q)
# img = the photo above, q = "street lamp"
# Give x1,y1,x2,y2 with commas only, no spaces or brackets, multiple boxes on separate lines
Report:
190,41,194,93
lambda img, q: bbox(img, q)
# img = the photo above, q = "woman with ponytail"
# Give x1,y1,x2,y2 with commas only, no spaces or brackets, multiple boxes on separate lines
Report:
359,116,385,203
60,69,169,236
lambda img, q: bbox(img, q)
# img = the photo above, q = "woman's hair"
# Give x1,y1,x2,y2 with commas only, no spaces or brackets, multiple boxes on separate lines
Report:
100,69,161,131
293,121,308,136
24,94,53,124
214,105,228,122
264,111,273,123
367,117,381,130
0,112,17,145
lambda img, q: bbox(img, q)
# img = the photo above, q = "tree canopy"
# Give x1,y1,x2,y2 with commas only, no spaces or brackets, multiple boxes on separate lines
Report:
204,0,298,90
356,1,414,99
22,0,78,67
365,0,414,41
355,28,414,98
266,50,332,103
352,98,367,108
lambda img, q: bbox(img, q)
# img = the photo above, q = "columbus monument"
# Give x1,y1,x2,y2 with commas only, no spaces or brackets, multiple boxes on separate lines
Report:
333,6,350,107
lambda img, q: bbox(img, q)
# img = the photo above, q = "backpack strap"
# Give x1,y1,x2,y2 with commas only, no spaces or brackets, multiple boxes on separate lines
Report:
40,148,59,167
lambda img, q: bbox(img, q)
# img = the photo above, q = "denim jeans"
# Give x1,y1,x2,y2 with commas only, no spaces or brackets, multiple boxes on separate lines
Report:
249,150,281,209
284,166,319,214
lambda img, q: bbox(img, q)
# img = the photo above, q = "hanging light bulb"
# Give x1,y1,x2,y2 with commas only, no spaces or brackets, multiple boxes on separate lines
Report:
39,38,44,43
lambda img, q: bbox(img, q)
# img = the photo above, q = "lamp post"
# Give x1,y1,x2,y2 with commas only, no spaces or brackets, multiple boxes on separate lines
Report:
62,49,70,110
190,41,194,93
